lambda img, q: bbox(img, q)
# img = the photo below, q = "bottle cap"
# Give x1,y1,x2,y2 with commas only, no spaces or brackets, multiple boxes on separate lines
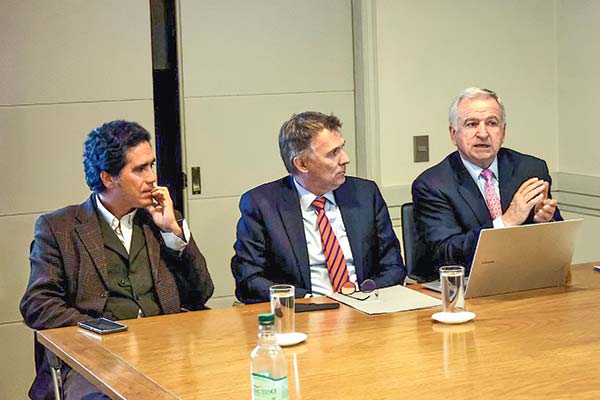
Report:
258,313,275,324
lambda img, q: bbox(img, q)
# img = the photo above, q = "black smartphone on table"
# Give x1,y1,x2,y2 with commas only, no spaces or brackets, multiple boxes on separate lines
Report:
78,318,128,334
295,303,340,313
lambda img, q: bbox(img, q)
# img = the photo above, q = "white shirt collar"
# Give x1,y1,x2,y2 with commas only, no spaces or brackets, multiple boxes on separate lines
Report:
292,176,336,211
459,155,499,182
95,195,137,230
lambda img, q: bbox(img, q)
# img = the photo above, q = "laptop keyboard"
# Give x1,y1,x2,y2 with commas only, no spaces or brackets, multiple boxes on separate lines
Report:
422,279,442,292
422,277,469,293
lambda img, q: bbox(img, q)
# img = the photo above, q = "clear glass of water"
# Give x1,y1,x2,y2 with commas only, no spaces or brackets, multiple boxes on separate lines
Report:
269,284,295,334
439,266,465,313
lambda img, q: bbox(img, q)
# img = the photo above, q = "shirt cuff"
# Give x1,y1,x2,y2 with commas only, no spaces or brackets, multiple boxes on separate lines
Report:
160,219,190,251
493,216,506,229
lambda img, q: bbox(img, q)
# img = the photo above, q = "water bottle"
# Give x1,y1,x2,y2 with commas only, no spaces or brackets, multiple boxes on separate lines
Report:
251,313,289,400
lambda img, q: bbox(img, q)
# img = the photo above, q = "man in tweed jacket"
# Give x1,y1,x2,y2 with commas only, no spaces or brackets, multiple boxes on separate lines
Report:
20,120,214,400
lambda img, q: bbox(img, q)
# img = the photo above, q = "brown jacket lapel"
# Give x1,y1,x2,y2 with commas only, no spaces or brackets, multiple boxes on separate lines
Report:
74,196,111,289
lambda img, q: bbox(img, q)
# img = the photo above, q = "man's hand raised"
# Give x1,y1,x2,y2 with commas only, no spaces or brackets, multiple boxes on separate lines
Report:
501,177,547,226
533,181,557,223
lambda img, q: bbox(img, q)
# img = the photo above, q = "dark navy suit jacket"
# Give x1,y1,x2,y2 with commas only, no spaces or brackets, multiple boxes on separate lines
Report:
231,176,407,303
411,148,562,279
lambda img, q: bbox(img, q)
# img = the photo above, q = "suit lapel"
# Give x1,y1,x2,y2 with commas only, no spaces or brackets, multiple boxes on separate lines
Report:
450,152,491,226
334,181,365,282
498,149,517,211
74,195,110,287
277,177,311,289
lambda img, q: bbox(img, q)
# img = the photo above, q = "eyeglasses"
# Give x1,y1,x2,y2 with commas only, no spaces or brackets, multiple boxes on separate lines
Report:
339,279,379,301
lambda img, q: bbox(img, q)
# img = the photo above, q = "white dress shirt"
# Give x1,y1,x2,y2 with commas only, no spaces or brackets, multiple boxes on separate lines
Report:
459,156,505,228
293,178,358,296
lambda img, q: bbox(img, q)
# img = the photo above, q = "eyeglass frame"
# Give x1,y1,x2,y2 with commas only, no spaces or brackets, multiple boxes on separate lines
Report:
339,279,379,301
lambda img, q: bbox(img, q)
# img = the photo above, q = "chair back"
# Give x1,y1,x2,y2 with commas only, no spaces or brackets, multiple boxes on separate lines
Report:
400,202,418,274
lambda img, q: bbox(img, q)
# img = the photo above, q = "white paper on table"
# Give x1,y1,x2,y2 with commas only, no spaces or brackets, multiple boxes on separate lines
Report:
328,284,441,315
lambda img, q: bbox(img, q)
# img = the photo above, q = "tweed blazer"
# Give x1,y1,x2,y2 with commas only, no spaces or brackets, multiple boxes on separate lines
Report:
20,195,213,399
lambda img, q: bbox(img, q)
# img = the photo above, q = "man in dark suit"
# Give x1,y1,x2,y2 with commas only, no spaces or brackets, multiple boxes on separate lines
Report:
412,87,561,279
20,120,214,400
232,111,406,303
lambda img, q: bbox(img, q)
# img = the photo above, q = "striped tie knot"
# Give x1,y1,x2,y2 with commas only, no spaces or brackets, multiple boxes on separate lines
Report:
312,196,327,212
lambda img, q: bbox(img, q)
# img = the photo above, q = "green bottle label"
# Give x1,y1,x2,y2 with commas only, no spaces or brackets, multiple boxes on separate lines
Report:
251,373,289,400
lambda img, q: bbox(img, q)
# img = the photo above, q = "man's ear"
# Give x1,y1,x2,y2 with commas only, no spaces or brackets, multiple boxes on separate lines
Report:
100,170,117,189
293,155,309,174
449,125,458,146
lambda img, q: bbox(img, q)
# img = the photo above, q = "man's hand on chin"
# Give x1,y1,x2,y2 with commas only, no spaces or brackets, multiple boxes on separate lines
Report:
146,185,184,239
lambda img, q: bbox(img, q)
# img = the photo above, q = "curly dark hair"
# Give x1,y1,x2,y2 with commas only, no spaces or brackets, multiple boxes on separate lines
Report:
83,120,151,193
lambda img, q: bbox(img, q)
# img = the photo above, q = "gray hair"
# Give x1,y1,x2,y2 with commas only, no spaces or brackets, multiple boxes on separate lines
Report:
448,87,506,129
278,111,342,174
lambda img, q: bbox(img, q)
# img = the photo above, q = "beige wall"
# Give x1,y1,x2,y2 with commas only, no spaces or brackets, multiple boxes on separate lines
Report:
0,1,154,398
557,0,600,176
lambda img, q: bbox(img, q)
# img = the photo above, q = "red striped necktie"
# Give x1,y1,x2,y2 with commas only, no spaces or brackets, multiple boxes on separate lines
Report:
311,196,350,292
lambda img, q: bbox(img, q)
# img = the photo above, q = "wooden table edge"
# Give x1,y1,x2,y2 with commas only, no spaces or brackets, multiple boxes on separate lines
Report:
37,328,178,400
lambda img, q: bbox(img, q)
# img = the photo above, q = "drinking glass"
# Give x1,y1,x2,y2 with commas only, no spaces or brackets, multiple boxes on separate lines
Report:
439,266,465,313
269,284,295,334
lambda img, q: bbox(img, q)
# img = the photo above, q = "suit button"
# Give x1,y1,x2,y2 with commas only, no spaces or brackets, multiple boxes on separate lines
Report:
100,291,108,298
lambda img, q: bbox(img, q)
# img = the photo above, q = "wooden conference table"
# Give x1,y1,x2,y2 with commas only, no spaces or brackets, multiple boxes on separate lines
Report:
38,263,600,399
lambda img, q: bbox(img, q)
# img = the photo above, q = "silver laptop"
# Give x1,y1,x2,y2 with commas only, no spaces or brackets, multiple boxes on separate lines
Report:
422,219,582,298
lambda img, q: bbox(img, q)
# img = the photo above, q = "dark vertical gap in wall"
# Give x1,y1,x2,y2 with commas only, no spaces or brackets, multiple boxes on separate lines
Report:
150,0,185,215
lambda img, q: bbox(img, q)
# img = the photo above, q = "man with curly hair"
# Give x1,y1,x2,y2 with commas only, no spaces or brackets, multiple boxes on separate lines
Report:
20,120,214,399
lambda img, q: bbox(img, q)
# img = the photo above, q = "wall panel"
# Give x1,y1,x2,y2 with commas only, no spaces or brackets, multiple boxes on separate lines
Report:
0,323,35,400
188,197,240,301
180,0,354,97
557,0,600,177
0,214,40,323
0,0,152,105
